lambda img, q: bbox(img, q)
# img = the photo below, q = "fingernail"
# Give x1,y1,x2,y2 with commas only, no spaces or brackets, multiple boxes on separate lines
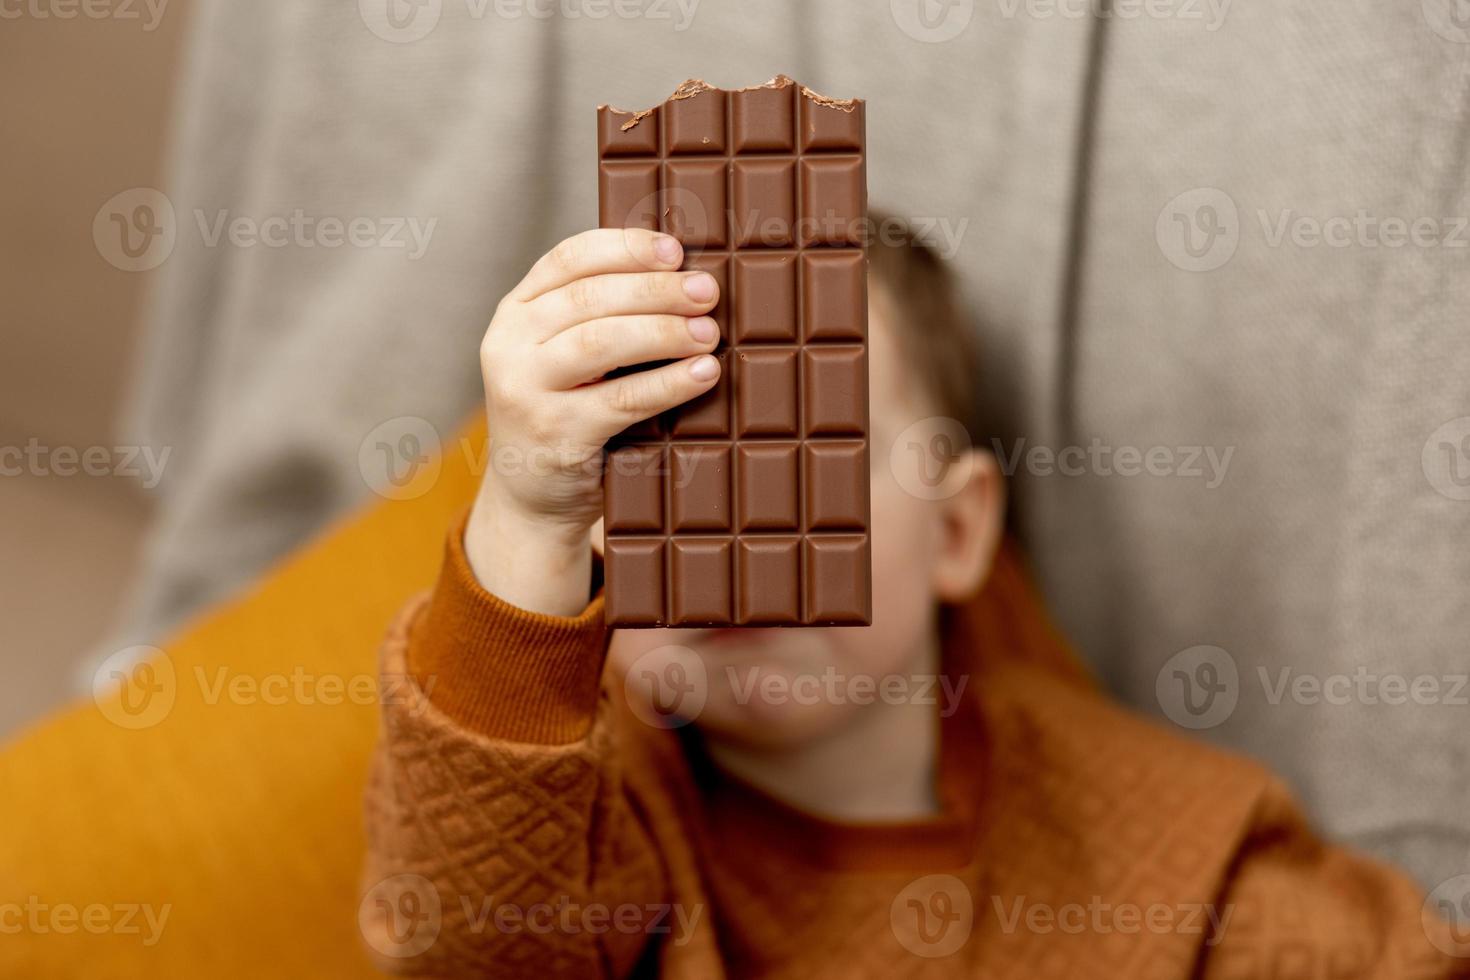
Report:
689,355,719,382
683,273,716,303
654,236,682,265
687,316,718,344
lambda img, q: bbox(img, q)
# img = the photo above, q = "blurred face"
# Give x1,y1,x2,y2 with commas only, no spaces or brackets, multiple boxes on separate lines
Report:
607,285,999,748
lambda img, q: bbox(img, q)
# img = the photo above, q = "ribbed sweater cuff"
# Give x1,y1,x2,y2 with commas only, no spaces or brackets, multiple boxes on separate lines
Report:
407,511,608,745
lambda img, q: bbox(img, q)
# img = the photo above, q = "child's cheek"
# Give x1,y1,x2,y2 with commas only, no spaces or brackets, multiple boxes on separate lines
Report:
869,466,940,613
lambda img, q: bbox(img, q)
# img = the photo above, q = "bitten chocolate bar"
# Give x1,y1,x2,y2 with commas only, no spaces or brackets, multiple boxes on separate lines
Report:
597,76,870,627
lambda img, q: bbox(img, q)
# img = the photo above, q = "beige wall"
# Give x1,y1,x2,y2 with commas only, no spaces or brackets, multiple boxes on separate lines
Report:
0,4,189,737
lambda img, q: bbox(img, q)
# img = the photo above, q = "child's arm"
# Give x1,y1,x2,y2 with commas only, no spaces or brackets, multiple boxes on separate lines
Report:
360,229,722,976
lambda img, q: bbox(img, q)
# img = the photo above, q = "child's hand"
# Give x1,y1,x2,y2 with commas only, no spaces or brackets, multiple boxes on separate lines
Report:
464,228,721,616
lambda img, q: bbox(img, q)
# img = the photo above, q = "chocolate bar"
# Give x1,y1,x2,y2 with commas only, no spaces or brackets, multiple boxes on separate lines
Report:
597,76,870,627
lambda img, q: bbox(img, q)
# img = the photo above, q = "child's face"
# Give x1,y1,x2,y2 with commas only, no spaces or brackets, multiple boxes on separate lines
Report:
607,286,1003,748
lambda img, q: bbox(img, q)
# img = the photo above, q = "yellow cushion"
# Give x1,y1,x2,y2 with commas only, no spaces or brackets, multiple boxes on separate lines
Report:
0,416,489,977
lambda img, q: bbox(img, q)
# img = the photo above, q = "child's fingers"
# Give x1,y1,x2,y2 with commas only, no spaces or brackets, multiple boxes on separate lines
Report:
538,315,719,389
528,270,719,338
508,229,683,304
577,355,722,441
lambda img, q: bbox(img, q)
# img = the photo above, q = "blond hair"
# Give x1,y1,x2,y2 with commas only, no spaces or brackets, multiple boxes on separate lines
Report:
866,213,984,441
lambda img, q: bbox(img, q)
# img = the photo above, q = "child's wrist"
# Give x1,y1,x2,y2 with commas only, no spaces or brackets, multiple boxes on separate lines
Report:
464,489,593,618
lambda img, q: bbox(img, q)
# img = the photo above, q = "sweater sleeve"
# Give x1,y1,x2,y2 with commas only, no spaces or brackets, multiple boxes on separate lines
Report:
1201,777,1468,978
359,515,668,977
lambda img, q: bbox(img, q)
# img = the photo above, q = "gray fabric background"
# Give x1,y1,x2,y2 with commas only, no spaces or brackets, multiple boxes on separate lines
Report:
115,0,1470,889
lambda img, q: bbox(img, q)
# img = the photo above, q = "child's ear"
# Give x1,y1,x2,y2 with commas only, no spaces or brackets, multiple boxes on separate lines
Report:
931,450,1006,603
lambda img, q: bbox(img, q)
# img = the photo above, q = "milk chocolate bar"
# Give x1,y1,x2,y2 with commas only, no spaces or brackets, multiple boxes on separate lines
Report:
598,76,870,627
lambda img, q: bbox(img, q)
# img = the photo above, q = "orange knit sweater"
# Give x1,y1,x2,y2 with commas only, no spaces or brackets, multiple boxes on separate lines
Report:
361,516,1468,978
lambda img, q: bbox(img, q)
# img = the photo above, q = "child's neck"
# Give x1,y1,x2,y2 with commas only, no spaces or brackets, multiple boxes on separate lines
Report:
704,634,944,823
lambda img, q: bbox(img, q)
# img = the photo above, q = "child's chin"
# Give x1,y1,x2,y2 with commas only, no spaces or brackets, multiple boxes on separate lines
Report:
697,715,806,750
696,694,847,749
